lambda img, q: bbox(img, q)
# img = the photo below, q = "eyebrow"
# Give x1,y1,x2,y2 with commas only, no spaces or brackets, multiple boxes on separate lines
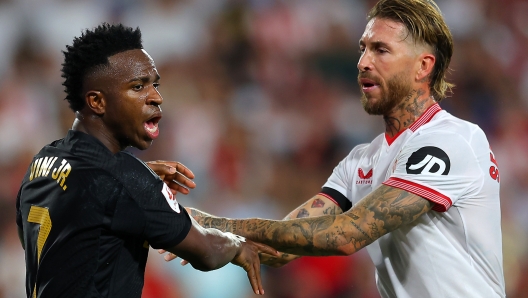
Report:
359,40,391,49
127,74,161,83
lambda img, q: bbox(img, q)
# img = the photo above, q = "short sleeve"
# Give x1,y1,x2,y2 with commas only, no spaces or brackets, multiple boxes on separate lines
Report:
383,132,482,212
323,156,351,198
323,144,369,196
111,154,191,249
139,181,191,249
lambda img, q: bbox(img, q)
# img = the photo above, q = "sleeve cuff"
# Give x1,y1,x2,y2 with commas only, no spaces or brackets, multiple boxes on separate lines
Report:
320,187,352,212
383,177,452,212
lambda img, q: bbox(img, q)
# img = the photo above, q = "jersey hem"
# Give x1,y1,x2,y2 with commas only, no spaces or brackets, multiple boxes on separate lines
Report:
383,177,452,212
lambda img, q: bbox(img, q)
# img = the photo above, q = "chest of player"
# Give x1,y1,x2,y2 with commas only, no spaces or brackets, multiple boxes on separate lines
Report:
350,135,409,204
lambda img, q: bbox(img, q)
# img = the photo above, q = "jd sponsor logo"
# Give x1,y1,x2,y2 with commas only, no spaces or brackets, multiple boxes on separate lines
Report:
406,146,450,175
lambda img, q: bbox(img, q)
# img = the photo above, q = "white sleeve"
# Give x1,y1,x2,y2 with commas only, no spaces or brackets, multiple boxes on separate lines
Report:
323,144,368,196
383,132,483,212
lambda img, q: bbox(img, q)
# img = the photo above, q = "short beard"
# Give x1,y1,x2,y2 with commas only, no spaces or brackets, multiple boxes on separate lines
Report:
360,71,413,115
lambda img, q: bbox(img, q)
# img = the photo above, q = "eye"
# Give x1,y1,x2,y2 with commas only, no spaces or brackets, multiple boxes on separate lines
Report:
153,83,160,89
377,48,388,54
133,84,144,91
358,47,365,54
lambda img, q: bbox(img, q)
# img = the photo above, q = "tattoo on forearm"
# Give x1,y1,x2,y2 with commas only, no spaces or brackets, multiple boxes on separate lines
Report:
323,206,339,215
349,220,373,241
297,208,310,218
311,199,325,208
228,185,432,256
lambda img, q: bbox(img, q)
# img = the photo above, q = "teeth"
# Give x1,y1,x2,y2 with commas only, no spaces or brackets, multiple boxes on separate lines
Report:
146,125,158,133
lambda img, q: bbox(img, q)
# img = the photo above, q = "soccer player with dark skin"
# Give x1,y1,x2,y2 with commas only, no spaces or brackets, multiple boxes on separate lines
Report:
16,23,277,297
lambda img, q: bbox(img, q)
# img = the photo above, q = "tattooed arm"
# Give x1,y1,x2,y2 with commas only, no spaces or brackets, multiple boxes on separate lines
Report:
186,195,343,267
257,195,344,267
193,185,433,256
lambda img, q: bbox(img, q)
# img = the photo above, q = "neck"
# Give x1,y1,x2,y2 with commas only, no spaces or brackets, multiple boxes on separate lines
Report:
72,113,122,154
383,88,436,138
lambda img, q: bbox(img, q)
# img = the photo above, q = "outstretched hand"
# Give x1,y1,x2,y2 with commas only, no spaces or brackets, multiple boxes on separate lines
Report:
231,235,279,295
159,249,299,268
159,237,279,295
258,251,300,268
146,160,196,195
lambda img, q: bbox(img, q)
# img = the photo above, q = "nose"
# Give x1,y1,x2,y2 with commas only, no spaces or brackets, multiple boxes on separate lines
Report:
357,51,372,73
148,86,163,106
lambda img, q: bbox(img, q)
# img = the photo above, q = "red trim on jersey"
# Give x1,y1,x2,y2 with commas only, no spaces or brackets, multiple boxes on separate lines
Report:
385,129,406,145
409,103,442,132
317,192,340,206
382,177,452,212
384,103,442,146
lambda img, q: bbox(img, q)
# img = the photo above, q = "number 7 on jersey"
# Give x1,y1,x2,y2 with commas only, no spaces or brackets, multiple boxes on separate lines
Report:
27,206,52,262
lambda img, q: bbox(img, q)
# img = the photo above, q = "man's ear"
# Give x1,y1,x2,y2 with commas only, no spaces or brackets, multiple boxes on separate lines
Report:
416,53,435,83
85,91,105,115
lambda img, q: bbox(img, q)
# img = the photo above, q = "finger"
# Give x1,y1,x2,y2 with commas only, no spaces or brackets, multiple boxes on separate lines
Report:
180,259,189,266
164,252,179,262
147,161,196,185
158,249,167,254
246,264,260,295
165,180,190,195
146,162,176,180
254,258,264,295
154,161,195,179
173,162,195,179
254,242,279,257
172,170,196,189
258,252,277,263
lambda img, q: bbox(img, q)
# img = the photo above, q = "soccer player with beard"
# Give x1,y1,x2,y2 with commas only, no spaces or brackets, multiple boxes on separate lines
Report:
15,23,277,298
176,0,506,297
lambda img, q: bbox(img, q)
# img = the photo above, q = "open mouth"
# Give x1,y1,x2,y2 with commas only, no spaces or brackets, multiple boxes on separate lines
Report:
144,116,161,139
359,78,379,92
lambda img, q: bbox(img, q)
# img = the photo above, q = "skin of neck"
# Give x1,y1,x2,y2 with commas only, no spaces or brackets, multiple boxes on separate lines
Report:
382,88,436,138
72,111,122,154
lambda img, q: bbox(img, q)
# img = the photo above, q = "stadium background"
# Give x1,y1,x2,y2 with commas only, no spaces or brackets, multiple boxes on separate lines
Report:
0,0,527,297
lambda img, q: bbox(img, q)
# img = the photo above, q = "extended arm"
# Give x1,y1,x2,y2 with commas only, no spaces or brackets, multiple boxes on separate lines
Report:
191,184,432,256
261,194,345,266
165,215,278,295
167,218,241,271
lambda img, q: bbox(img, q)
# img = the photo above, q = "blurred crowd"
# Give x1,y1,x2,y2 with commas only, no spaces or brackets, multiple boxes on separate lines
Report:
1,0,527,297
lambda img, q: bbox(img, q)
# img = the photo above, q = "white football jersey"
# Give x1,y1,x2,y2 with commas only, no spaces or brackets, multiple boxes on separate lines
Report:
323,103,505,298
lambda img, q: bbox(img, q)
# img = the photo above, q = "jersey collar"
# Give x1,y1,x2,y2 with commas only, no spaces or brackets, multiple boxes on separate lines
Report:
385,103,442,145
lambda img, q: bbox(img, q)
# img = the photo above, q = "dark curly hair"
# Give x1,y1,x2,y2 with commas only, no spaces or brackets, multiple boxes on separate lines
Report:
61,23,143,111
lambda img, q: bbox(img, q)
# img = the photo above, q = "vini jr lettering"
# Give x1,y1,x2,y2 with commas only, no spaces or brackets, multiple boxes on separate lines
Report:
29,157,72,191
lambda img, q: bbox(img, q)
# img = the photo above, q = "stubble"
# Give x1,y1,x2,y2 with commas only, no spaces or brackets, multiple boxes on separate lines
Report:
359,71,413,116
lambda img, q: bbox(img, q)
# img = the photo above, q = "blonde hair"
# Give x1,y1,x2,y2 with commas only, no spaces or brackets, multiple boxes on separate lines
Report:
368,0,454,101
